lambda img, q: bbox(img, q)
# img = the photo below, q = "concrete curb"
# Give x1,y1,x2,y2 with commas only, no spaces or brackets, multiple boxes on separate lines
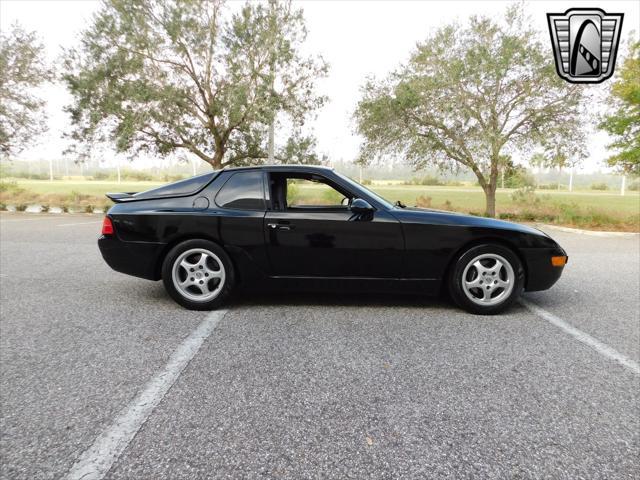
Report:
1,204,106,214
534,223,639,238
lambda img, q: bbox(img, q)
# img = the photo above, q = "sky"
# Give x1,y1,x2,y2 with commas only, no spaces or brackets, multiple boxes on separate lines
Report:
1,0,639,173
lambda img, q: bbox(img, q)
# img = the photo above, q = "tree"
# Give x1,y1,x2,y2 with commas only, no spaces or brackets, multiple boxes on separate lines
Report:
0,23,53,158
63,0,327,169
599,40,640,176
354,6,584,216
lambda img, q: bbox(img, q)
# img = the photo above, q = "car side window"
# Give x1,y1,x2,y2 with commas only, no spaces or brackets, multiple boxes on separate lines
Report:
286,178,349,208
215,171,265,210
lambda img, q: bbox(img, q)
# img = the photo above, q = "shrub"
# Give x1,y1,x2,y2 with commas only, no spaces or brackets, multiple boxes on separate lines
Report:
92,171,111,180
16,204,27,212
85,205,94,213
503,165,535,188
0,181,25,195
163,174,186,182
361,179,372,185
443,200,453,210
62,204,69,213
511,185,539,205
407,175,443,186
122,170,152,181
415,195,432,208
0,202,6,211
627,180,639,191
41,204,49,213
68,190,83,203
590,182,609,191
9,171,50,180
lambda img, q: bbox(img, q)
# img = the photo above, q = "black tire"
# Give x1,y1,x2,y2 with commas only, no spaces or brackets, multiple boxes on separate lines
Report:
161,239,234,311
448,244,524,315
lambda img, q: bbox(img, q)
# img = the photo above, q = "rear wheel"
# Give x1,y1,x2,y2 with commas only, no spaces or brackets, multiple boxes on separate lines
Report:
448,244,524,315
162,239,234,310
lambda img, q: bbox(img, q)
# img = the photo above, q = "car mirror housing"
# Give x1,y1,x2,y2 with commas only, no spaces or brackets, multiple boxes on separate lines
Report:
350,198,374,213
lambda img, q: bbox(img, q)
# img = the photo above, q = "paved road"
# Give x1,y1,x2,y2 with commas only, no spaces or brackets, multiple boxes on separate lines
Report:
1,213,638,479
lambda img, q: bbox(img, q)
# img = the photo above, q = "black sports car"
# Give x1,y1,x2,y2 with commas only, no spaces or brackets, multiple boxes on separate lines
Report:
98,165,567,314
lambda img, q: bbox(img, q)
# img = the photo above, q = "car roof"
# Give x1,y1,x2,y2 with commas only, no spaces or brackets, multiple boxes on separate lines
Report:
221,164,334,173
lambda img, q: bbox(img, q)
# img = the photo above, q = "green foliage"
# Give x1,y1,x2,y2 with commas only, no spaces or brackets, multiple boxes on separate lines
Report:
405,175,443,186
0,23,53,157
63,0,327,169
0,181,25,195
354,5,584,216
286,181,300,204
503,164,535,188
510,185,539,205
599,41,640,175
538,183,561,190
120,170,152,182
2,171,50,180
590,182,609,191
321,187,344,205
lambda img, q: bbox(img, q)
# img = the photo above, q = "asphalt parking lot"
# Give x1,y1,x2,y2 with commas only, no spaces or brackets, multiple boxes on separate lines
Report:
1,213,638,479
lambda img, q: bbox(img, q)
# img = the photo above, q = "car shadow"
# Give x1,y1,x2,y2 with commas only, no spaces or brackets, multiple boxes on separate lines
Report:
229,289,455,310
137,279,458,311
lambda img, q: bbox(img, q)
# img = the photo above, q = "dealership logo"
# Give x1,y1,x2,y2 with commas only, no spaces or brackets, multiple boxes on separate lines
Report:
547,8,623,83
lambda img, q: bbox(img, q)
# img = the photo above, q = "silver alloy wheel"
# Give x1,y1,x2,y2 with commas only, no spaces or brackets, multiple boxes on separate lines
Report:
171,248,226,302
461,253,515,307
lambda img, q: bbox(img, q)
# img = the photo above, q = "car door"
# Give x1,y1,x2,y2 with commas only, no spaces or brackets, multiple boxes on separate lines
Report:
264,171,403,278
213,170,270,276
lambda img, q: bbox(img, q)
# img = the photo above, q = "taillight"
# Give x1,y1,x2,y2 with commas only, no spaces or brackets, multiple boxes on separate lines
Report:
102,217,114,235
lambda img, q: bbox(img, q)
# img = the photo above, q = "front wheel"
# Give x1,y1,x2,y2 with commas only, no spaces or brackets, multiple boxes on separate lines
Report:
162,239,234,310
448,244,524,315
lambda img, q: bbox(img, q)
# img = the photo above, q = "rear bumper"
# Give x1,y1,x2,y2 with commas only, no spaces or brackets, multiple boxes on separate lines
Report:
521,247,568,292
98,235,164,281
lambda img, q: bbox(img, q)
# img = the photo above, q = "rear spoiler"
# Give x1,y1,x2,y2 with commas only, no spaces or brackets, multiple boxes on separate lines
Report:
105,192,138,203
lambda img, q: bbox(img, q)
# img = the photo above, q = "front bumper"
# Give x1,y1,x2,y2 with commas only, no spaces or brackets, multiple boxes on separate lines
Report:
521,247,568,292
98,235,164,281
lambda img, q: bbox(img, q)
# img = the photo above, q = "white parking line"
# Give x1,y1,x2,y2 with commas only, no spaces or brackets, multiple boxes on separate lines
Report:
521,299,640,375
56,221,102,227
63,309,228,480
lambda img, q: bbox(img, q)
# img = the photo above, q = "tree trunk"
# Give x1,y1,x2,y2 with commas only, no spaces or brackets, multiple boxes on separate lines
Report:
484,185,497,217
568,167,573,192
211,150,224,170
268,121,275,163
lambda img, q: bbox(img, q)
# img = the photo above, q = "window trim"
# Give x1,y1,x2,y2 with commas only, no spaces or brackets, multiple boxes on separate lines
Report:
213,170,267,211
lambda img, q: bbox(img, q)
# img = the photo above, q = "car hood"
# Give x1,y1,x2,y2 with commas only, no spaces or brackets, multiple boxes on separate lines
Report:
392,206,550,238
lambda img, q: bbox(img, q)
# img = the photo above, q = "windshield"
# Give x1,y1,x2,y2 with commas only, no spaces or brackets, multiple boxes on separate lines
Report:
334,172,394,209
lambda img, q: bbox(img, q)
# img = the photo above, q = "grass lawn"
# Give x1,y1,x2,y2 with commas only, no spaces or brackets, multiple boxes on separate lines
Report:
10,179,164,196
366,185,640,215
2,178,639,230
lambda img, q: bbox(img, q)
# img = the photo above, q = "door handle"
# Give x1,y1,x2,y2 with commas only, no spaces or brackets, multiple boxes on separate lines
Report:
267,223,293,231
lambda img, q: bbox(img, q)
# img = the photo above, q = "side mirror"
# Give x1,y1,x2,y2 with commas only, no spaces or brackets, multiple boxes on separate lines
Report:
350,198,374,214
